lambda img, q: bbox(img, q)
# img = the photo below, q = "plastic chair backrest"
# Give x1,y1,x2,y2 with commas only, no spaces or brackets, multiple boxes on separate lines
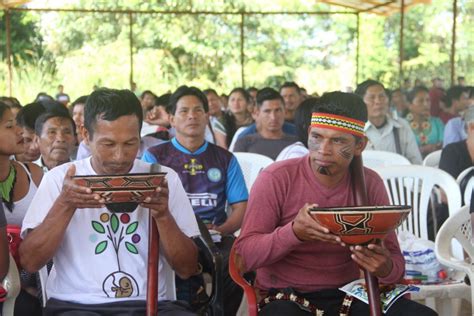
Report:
162,257,176,301
2,253,21,316
229,245,257,316
233,152,274,192
38,264,49,306
228,127,247,152
435,205,473,266
372,165,461,241
456,166,474,205
435,205,474,313
362,150,411,168
422,149,442,167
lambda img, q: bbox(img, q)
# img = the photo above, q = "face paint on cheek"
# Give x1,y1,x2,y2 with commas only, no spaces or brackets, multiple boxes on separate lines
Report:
307,138,320,151
338,145,353,161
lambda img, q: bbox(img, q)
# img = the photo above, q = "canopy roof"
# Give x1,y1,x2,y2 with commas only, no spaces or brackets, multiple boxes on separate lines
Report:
2,0,431,15
318,0,431,15
0,0,30,9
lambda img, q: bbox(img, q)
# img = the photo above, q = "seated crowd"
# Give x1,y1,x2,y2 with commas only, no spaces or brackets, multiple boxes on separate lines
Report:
0,77,473,316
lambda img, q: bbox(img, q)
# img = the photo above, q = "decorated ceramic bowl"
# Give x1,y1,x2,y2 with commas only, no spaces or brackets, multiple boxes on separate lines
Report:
309,205,411,245
73,173,166,204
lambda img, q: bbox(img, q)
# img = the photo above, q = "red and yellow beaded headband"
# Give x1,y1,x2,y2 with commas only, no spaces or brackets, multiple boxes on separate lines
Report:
311,112,365,137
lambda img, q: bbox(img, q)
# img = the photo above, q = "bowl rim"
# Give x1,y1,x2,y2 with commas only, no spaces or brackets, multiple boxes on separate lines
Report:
309,205,411,214
92,188,158,193
73,172,166,179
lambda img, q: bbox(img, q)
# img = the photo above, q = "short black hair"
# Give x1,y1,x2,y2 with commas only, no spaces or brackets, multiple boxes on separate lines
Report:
0,101,10,119
312,91,368,124
155,93,172,113
140,90,155,99
0,96,21,109
169,86,209,115
354,79,385,98
35,92,54,103
16,100,68,130
71,95,88,108
34,111,76,137
279,81,301,94
84,88,143,138
407,86,429,104
16,102,45,130
203,89,219,97
295,97,318,147
229,87,251,104
247,87,258,93
256,87,284,109
445,85,467,107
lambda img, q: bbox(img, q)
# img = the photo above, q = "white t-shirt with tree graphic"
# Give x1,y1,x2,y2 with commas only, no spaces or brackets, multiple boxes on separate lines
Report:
21,157,200,304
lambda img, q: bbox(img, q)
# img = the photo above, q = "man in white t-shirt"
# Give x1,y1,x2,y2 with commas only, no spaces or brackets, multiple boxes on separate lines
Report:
19,88,199,315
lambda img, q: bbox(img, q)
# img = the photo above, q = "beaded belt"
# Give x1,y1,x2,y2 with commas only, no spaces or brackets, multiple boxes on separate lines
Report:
258,290,353,316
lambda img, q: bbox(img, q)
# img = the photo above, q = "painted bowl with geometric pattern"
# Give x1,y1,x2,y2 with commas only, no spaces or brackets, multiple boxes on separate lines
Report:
309,205,411,245
73,172,166,204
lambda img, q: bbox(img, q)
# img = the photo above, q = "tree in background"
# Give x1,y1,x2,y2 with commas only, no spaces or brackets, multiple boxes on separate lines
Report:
0,0,472,102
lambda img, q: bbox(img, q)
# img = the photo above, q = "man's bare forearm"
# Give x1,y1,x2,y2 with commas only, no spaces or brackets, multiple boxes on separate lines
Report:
155,214,198,279
19,201,75,273
217,201,246,235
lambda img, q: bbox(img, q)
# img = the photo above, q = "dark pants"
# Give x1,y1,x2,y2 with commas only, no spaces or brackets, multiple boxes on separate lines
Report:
176,235,242,315
14,288,42,316
259,289,437,316
44,298,195,316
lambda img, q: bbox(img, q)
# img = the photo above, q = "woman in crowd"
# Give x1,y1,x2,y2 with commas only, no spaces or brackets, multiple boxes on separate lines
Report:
0,101,43,315
406,86,444,157
214,87,254,149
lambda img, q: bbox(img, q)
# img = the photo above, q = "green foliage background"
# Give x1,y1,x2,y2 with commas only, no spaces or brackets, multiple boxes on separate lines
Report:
0,0,473,103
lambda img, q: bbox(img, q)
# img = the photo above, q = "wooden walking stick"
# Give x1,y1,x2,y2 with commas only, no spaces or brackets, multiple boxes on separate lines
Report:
147,164,162,316
351,155,382,316
147,212,159,316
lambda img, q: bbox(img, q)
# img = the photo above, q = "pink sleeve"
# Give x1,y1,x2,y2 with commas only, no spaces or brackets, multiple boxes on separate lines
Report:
234,170,303,271
366,169,405,284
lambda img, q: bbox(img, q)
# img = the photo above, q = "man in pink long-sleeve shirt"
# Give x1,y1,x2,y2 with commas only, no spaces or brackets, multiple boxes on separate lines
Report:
235,92,437,316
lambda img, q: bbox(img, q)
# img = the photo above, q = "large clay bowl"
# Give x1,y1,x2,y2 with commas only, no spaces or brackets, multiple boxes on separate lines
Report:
73,172,166,204
309,205,410,245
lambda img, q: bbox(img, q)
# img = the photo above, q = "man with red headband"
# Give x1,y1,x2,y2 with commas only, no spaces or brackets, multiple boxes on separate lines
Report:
234,92,436,315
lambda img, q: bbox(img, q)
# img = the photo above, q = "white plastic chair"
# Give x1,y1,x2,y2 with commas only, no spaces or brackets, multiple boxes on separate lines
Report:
233,152,274,192
372,166,461,242
435,205,473,315
362,150,411,168
423,149,442,167
372,165,463,312
2,254,21,316
162,257,177,300
456,166,474,205
39,264,49,306
228,127,247,152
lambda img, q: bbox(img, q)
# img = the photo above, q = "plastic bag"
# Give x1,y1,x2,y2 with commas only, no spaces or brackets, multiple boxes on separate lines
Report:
340,279,419,313
397,231,446,284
